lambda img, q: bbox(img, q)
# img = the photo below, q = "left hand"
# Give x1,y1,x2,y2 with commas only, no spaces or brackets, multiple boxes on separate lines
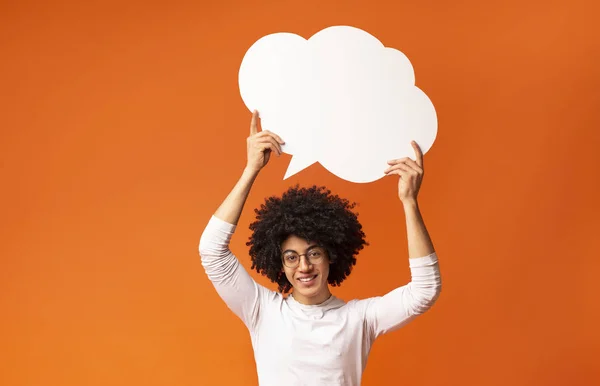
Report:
384,141,424,204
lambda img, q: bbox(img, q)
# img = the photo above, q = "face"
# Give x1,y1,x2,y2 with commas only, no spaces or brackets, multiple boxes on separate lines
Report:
280,235,331,305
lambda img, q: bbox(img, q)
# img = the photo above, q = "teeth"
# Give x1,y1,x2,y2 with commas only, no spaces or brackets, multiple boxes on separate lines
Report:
298,276,316,282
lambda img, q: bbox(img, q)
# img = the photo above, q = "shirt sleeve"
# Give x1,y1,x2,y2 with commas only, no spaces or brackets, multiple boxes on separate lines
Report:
362,253,442,339
198,215,265,330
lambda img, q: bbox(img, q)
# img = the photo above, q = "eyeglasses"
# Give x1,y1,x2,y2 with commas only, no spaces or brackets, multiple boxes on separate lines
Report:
281,246,327,268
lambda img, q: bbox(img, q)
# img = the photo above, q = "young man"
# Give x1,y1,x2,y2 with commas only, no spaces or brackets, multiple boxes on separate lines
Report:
199,111,442,385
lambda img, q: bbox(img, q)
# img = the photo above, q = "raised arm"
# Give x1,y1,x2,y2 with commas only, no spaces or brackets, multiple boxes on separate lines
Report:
387,140,435,259
363,141,442,338
199,111,285,328
214,110,284,224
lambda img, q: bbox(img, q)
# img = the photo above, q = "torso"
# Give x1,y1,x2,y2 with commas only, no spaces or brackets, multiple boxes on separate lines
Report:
251,294,373,386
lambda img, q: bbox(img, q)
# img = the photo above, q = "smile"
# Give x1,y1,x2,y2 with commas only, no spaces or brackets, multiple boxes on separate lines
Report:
297,275,317,283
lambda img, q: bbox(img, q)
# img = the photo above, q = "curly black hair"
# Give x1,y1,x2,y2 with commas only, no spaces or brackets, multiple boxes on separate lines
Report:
247,185,368,293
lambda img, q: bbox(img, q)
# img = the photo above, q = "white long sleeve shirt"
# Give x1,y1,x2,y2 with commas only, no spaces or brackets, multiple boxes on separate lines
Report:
199,216,442,386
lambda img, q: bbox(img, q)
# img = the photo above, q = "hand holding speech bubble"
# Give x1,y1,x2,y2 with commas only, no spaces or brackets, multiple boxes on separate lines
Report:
238,26,437,183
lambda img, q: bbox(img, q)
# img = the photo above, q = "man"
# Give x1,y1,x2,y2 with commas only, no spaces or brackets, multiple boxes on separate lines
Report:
199,111,441,385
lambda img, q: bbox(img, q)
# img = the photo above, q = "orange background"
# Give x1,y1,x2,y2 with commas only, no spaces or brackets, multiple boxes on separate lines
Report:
1,0,599,385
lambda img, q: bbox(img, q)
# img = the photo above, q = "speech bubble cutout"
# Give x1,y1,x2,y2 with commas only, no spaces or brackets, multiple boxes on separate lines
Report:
238,25,437,183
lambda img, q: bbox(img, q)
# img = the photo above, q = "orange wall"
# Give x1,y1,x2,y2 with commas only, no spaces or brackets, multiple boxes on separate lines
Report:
1,1,599,385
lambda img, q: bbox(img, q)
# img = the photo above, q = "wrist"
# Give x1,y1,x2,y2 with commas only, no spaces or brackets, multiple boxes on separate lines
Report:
242,165,261,179
401,198,419,210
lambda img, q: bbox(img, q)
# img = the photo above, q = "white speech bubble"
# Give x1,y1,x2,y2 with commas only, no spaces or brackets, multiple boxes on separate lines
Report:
238,25,437,183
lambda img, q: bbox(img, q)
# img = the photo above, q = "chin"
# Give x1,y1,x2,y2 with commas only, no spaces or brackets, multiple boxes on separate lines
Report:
293,280,329,302
296,286,322,298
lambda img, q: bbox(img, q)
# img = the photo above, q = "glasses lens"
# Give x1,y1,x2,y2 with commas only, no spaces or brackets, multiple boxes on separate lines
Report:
308,248,324,263
283,253,299,267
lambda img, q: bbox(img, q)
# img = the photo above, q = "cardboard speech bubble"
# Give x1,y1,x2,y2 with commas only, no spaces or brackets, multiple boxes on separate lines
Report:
239,26,437,183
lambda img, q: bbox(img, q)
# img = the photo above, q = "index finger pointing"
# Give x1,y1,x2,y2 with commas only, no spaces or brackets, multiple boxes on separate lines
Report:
250,110,259,135
412,140,424,167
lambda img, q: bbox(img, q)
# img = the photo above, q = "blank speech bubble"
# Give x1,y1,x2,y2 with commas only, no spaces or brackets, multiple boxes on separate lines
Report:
238,25,437,183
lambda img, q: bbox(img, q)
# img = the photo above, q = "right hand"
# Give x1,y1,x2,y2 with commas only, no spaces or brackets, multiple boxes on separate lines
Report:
246,110,285,173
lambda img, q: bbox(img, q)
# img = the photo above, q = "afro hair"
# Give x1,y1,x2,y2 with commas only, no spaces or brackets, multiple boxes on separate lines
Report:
247,185,368,293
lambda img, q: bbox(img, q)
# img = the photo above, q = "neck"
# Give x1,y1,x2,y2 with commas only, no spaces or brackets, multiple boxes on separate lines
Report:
292,289,332,305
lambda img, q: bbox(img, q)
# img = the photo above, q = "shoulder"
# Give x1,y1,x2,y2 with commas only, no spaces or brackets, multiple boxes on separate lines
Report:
343,296,381,316
255,283,284,303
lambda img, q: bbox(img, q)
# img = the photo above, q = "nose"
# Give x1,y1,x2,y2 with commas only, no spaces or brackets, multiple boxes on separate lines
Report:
298,255,313,272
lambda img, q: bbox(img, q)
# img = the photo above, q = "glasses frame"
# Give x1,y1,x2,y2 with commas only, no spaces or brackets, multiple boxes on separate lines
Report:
281,246,328,269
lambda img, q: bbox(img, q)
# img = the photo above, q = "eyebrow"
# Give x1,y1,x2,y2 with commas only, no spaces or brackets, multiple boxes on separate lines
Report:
281,244,320,255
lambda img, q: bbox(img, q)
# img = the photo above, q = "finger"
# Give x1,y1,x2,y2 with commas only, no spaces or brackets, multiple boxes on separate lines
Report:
256,130,285,144
402,157,423,174
385,159,421,173
385,169,410,180
387,157,411,165
250,110,259,135
384,162,414,175
265,137,283,156
387,154,423,174
254,136,283,155
259,142,278,156
411,141,424,167
257,138,281,156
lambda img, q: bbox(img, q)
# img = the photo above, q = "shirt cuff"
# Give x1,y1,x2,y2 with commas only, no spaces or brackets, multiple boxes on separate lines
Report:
408,252,438,268
208,215,237,233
